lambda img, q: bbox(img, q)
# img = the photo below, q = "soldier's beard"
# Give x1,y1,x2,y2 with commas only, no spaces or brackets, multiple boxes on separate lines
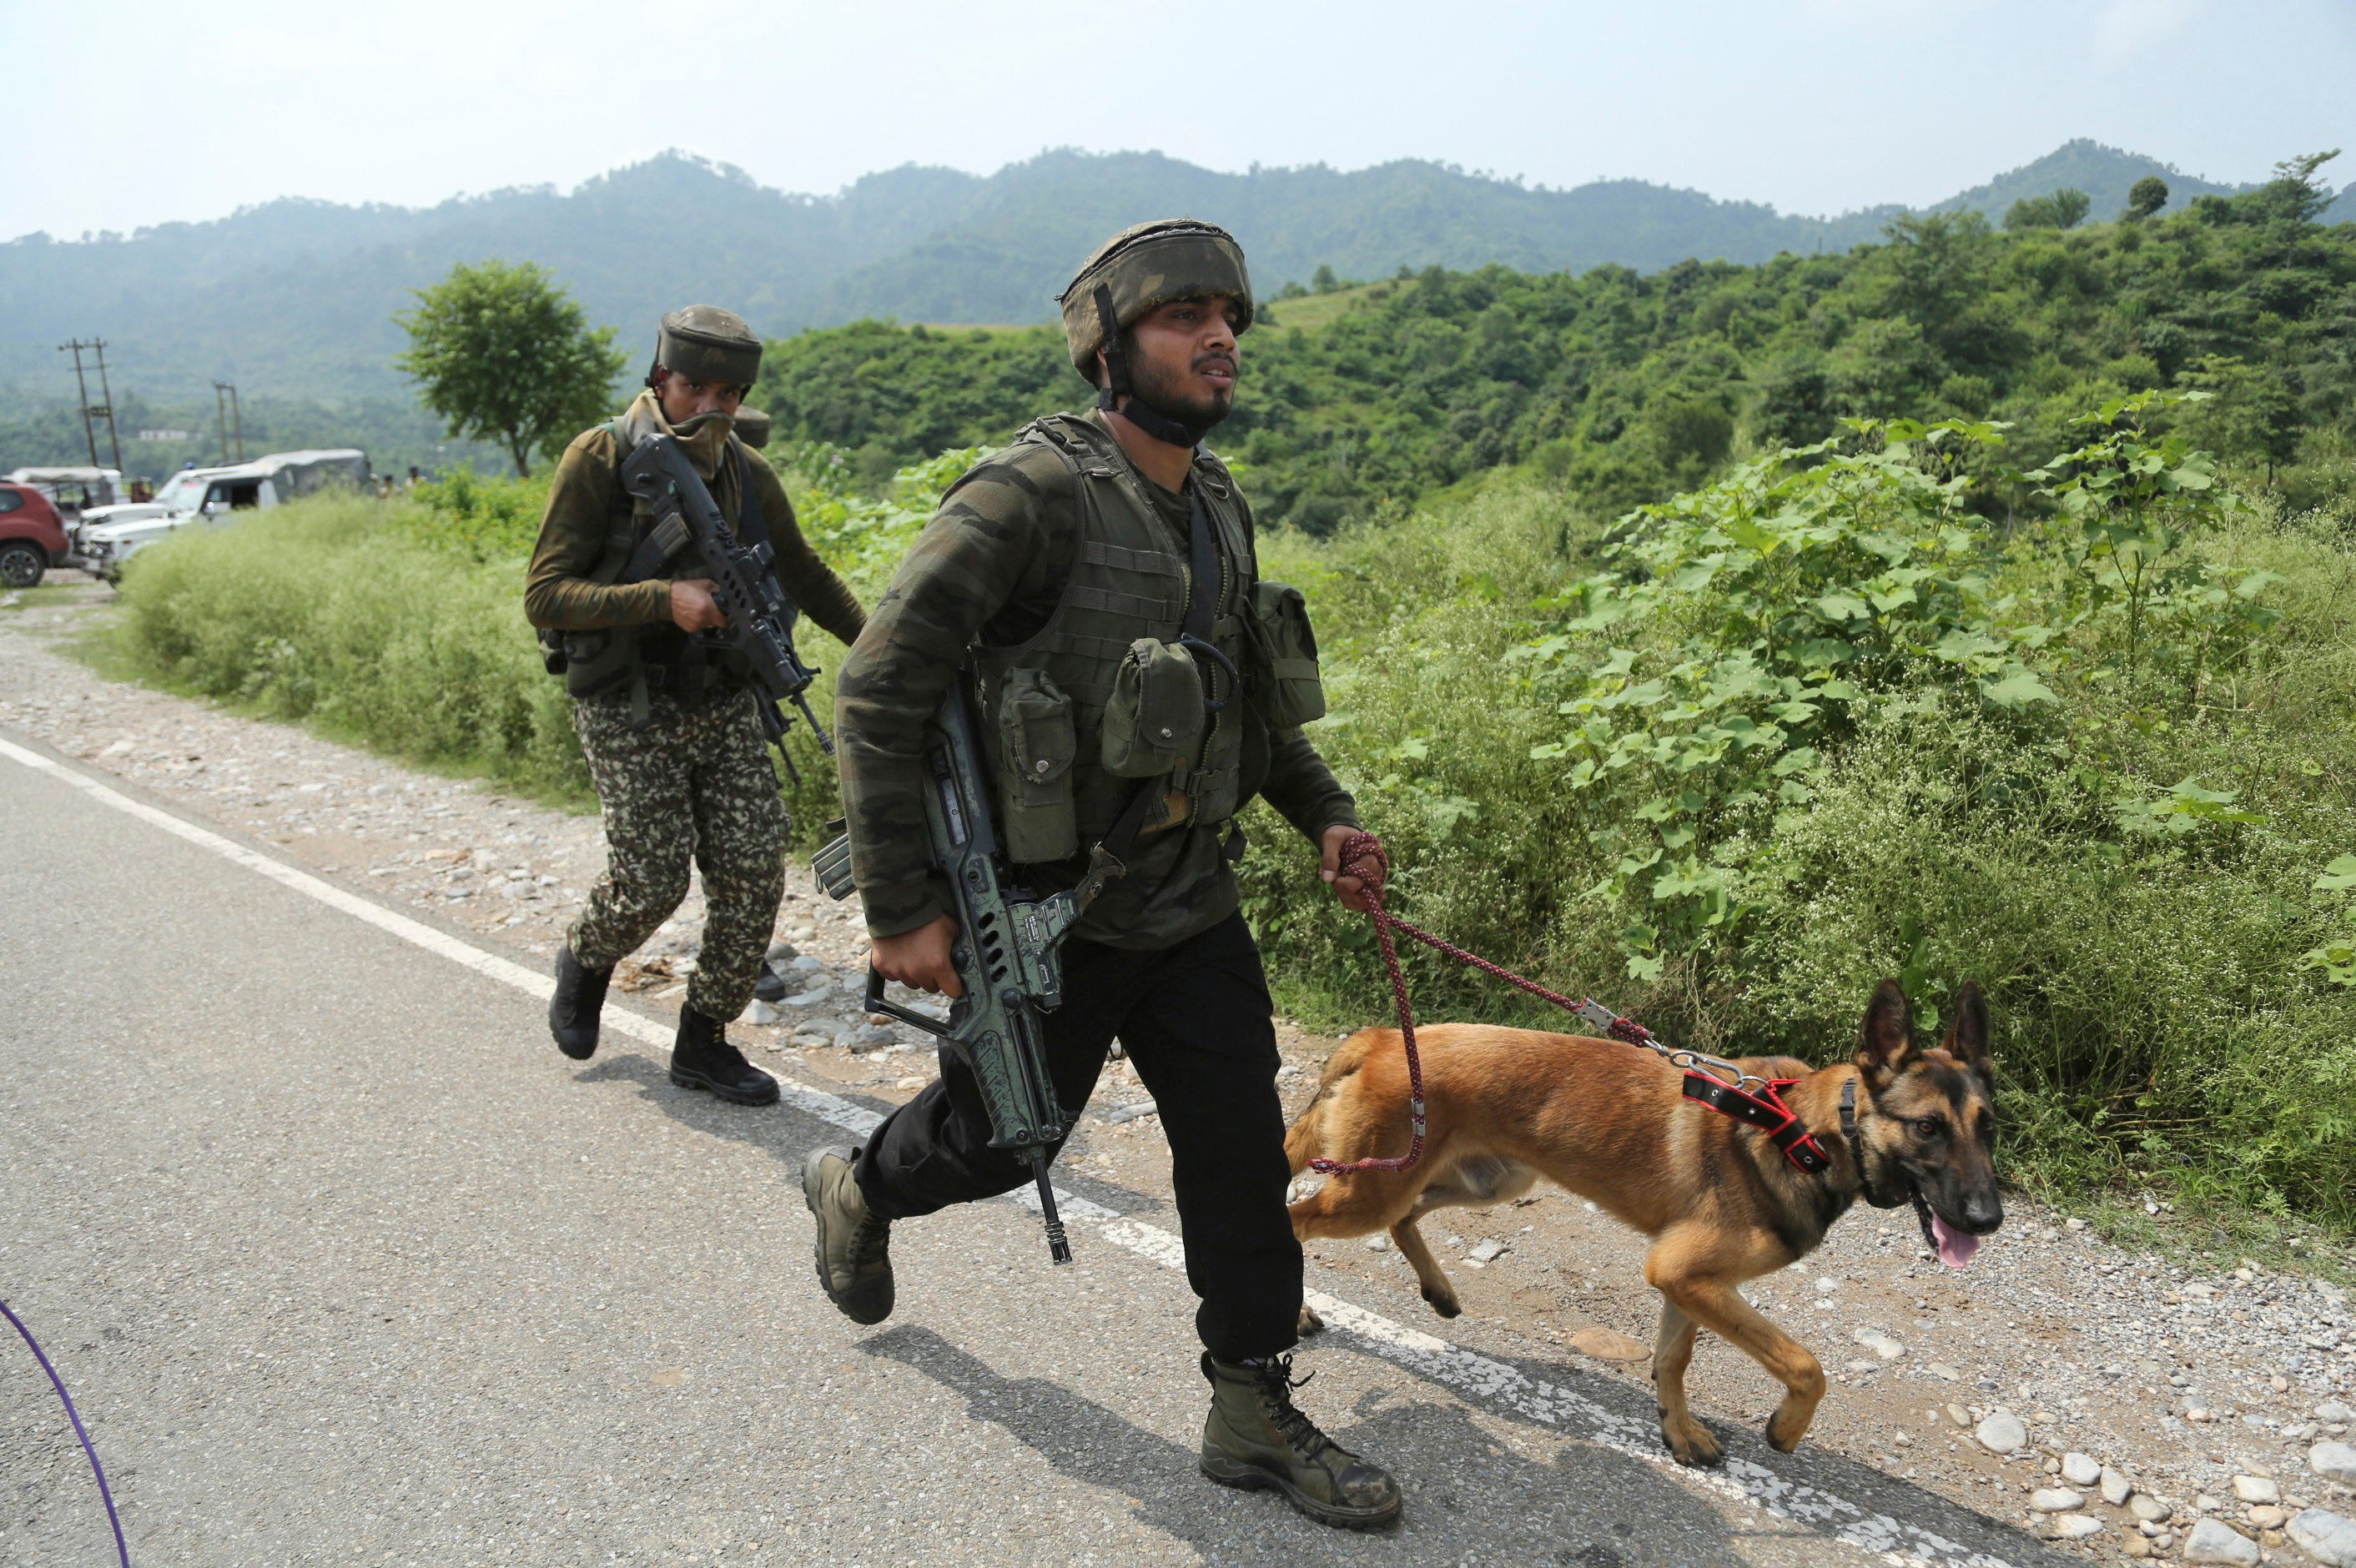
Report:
1126,350,1235,444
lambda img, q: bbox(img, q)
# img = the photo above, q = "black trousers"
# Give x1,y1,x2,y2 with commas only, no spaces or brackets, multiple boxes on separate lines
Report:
854,911,1303,1361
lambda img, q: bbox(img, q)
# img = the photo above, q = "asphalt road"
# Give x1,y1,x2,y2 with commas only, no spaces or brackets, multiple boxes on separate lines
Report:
0,734,2068,1567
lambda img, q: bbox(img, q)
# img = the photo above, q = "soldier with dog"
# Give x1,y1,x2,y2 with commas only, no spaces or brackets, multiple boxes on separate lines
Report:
799,220,1406,1530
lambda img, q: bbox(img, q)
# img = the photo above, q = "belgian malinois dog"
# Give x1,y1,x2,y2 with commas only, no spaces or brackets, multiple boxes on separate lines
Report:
1286,979,2001,1465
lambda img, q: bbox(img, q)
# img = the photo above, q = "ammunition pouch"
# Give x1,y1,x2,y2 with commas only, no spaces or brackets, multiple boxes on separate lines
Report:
1241,580,1327,729
1101,637,1206,777
994,668,1080,863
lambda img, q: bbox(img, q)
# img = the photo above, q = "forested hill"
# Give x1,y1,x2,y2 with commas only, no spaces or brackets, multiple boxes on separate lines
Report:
0,140,2289,415
757,161,2356,531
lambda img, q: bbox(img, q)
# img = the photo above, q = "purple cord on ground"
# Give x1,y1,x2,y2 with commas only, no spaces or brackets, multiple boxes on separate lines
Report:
2,1294,131,1567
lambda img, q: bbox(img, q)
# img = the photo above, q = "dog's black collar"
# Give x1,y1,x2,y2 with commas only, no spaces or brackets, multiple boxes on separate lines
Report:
1842,1077,1944,1252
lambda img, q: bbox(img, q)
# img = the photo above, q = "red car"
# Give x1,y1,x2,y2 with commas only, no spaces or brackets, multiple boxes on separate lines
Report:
0,481,70,589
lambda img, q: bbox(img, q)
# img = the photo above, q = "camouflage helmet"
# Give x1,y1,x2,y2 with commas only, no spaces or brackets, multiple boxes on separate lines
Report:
1056,219,1252,382
651,304,762,388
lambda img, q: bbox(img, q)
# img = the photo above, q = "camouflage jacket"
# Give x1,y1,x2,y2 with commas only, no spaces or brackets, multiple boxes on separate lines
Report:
835,409,1358,948
523,393,865,649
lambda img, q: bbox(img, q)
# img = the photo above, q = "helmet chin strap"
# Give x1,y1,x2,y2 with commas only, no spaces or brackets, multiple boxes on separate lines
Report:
1093,285,1206,450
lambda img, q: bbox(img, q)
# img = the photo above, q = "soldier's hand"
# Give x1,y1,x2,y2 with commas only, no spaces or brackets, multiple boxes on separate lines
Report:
1320,823,1381,914
669,579,727,632
872,914,964,998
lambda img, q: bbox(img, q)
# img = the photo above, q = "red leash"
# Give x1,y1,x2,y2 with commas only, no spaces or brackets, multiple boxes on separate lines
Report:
1310,832,1834,1179
1307,833,1427,1173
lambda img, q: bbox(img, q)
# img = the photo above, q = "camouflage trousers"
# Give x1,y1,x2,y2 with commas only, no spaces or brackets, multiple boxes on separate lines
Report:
567,682,789,1022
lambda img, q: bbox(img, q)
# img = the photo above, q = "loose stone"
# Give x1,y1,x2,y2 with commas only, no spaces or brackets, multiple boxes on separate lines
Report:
2313,1440,2356,1483
1854,1328,1905,1361
2051,1515,2102,1540
2030,1488,2084,1512
2102,1465,2135,1506
2179,1517,2259,1565
2062,1452,2102,1486
2288,1508,2356,1568
2233,1474,2279,1504
1976,1411,2028,1455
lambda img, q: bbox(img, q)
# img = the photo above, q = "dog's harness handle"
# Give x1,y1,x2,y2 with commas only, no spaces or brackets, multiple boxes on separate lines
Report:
1315,844,1836,1179
1680,1074,1832,1174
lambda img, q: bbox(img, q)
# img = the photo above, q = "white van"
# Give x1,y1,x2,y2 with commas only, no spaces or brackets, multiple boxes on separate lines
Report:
78,450,369,580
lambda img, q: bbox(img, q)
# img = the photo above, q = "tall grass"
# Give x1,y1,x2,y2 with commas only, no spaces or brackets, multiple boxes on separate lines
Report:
108,432,2356,1235
113,494,592,800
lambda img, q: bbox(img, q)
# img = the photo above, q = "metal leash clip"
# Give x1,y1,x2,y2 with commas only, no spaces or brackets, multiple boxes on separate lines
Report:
1665,1048,1770,1097
1573,999,1769,1094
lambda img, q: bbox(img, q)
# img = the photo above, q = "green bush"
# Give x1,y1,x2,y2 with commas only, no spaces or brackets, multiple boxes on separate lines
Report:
1240,401,2356,1231
108,395,2356,1234
114,493,592,799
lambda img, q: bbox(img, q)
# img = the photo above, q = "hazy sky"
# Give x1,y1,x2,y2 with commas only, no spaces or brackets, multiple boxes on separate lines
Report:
5,0,2350,239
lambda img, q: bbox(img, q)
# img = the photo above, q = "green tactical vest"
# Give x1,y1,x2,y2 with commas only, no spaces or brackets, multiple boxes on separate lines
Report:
554,401,742,706
970,415,1259,865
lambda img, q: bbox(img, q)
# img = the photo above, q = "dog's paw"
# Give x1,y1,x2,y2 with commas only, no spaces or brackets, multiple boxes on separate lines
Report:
1763,1406,1812,1455
1659,1412,1724,1469
1420,1286,1462,1319
1297,1304,1326,1337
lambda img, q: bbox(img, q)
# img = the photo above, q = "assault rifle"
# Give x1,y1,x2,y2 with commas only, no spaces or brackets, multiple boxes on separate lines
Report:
617,432,833,780
811,684,1080,1264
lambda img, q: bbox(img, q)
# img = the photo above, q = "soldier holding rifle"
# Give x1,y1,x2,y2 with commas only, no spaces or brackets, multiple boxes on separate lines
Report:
803,224,1403,1530
526,306,864,1106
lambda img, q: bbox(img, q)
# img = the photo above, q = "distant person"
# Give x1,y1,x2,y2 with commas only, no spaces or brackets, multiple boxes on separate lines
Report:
406,465,422,488
525,305,865,1104
802,224,1402,1529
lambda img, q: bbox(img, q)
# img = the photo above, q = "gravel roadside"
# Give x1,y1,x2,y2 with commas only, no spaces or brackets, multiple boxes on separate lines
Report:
7,581,2355,1565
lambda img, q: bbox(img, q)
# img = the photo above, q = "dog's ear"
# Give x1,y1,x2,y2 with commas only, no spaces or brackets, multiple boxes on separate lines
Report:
1942,978,1993,1086
1855,977,1916,1091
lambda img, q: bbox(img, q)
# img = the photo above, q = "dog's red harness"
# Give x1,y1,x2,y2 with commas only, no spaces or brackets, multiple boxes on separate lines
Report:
1313,833,1832,1178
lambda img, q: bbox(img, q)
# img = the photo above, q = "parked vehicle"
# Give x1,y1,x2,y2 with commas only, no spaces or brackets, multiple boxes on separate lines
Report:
78,449,370,580
3,466,124,525
0,481,73,589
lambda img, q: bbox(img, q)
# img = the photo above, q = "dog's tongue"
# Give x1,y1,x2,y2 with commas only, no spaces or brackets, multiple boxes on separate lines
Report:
1932,1214,1981,1269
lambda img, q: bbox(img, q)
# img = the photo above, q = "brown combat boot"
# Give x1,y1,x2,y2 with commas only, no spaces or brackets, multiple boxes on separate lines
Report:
800,1147,894,1325
1199,1353,1402,1530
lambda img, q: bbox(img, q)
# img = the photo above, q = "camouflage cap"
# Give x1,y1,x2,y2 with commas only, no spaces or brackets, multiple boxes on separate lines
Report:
655,304,763,387
1055,219,1252,379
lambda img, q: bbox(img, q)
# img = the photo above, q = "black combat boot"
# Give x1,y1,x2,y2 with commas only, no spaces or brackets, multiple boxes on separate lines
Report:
668,1008,780,1105
1200,1353,1403,1530
800,1146,894,1324
549,946,613,1061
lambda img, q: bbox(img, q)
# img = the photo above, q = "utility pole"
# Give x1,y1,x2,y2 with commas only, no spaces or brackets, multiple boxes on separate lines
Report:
90,339,124,471
212,381,245,464
58,339,103,467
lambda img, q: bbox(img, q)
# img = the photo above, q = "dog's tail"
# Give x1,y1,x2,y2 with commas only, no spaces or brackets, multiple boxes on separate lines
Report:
1283,1028,1397,1175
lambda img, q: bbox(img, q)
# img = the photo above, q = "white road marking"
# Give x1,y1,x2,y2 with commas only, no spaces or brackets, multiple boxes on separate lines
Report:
3,733,2031,1567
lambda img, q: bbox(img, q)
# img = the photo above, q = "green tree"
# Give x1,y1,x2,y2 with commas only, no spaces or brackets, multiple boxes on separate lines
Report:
395,259,625,476
2258,149,2342,224
2004,188,2091,230
2124,175,2169,220
1311,263,1340,294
